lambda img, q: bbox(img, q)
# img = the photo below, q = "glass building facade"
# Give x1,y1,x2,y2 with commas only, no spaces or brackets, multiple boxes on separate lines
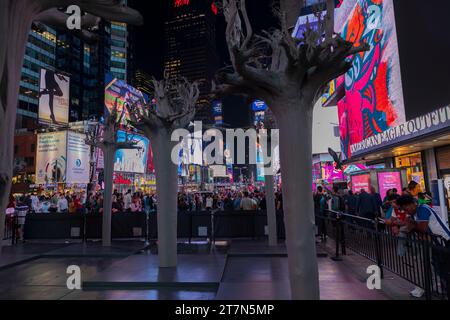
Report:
17,24,57,130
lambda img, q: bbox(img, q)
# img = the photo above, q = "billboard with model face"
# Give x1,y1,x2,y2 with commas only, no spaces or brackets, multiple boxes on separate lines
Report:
335,0,405,159
114,131,149,174
36,131,67,184
38,69,70,126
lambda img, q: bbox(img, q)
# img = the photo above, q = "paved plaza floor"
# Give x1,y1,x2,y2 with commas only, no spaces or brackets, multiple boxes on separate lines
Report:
0,239,414,300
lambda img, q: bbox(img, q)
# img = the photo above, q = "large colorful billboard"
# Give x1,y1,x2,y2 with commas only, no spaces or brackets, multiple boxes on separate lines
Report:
114,131,149,174
105,74,149,127
66,131,91,184
36,131,67,184
335,0,405,159
38,69,70,126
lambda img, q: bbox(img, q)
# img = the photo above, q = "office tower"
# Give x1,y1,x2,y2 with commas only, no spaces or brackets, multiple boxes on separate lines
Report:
164,0,220,124
17,23,57,130
132,69,154,98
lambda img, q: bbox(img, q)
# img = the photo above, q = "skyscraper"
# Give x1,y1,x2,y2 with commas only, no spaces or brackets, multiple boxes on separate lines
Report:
132,69,154,98
164,0,220,124
17,23,57,130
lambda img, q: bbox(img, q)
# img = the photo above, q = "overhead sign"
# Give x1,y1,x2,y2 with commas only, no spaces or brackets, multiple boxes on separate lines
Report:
351,105,450,157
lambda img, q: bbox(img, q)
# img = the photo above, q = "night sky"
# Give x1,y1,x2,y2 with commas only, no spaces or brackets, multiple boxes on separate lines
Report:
128,0,278,126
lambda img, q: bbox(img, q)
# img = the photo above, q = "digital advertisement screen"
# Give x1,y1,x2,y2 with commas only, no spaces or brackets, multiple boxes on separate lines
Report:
105,74,149,128
377,171,402,198
38,69,70,126
335,0,406,159
322,164,344,184
36,131,67,184
252,100,268,112
114,131,149,174
351,174,371,193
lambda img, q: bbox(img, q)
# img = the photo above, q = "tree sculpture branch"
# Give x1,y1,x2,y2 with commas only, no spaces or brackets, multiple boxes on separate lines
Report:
85,104,140,153
215,0,369,110
127,72,199,135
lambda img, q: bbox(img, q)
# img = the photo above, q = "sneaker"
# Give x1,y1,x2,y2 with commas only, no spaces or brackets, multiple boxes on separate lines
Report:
410,287,425,298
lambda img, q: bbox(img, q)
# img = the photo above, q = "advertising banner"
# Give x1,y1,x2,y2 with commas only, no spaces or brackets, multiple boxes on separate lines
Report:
36,131,67,184
66,131,91,184
335,0,406,159
114,131,149,174
38,69,70,125
105,74,149,128
351,174,371,193
377,171,402,198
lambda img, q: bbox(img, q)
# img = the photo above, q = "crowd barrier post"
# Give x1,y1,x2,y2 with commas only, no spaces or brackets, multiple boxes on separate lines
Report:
422,240,433,300
373,220,384,279
331,213,342,261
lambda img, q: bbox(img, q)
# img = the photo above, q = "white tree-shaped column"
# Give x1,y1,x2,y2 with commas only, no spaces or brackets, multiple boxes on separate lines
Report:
128,74,199,267
0,0,142,254
85,105,140,247
215,0,369,299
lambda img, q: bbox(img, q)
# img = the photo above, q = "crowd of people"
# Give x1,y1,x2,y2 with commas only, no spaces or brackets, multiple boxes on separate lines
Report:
6,188,285,215
313,180,450,298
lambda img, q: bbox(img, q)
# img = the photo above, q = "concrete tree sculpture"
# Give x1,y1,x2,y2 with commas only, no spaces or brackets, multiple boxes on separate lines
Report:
85,104,140,247
128,73,199,267
215,0,369,299
0,0,142,254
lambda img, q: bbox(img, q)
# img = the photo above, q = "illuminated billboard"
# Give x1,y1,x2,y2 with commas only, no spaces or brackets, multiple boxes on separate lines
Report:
105,74,149,128
336,0,405,159
38,69,70,126
377,171,402,198
36,131,67,184
114,131,149,174
351,174,371,193
66,131,90,184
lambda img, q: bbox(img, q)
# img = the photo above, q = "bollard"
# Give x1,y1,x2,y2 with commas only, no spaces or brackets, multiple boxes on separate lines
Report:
422,240,433,300
331,213,342,261
374,219,384,279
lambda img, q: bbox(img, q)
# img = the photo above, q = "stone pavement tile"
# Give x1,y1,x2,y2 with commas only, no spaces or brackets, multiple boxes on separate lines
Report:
0,257,121,289
0,285,71,300
43,241,147,257
1,243,70,255
221,257,289,282
62,289,216,300
218,255,390,300
227,239,287,256
318,240,418,300
216,281,291,300
0,254,38,269
84,253,227,283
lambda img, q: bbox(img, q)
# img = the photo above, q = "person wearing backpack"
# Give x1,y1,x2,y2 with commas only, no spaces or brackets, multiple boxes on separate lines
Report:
331,186,343,212
397,195,450,298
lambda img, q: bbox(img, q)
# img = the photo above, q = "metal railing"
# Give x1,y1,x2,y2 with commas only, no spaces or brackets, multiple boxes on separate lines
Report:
3,214,19,244
317,209,450,300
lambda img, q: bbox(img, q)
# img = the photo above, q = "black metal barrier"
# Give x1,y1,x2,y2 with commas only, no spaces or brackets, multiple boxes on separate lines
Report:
317,210,450,300
22,210,287,242
4,214,18,243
